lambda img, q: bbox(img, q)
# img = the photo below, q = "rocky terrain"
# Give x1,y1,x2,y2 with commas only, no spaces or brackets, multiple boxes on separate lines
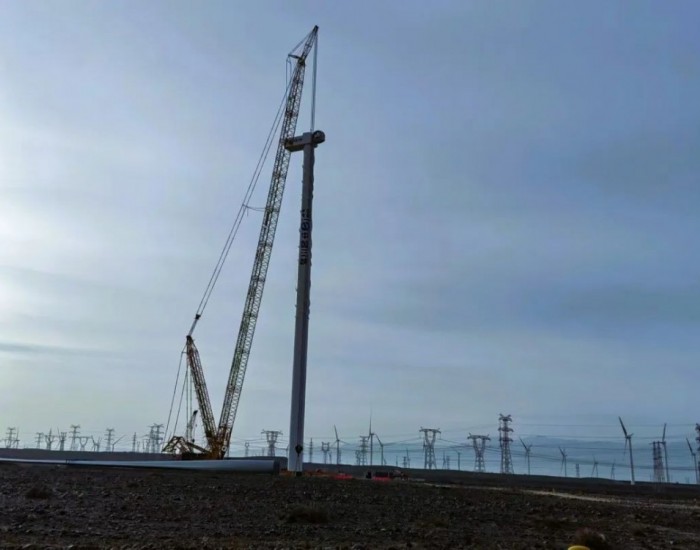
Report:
1,463,699,548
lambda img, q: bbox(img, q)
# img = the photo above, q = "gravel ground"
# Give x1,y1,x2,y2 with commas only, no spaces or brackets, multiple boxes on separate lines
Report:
1,463,699,549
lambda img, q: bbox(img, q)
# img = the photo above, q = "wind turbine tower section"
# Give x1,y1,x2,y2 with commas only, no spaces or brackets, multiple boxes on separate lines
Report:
285,125,326,474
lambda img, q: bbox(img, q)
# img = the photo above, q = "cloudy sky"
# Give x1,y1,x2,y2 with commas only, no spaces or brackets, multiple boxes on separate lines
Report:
1,1,699,454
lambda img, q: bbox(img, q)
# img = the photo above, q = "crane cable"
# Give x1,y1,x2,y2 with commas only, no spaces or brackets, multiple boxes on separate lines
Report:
188,76,294,336
164,349,186,441
164,79,290,439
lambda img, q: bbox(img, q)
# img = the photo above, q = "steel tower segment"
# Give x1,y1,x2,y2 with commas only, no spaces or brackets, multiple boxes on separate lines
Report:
286,129,325,473
214,27,319,458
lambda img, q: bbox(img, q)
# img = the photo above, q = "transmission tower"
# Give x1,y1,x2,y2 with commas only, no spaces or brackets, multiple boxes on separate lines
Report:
78,436,90,451
611,460,616,480
58,431,67,451
69,425,80,451
498,414,514,474
91,437,101,452
457,451,461,471
321,442,331,464
44,430,57,450
357,436,370,466
151,424,164,452
442,451,451,470
4,428,20,449
368,415,374,466
404,448,411,469
469,434,490,472
144,427,154,452
308,438,313,463
105,428,115,452
420,428,440,470
34,432,44,449
591,456,599,478
652,441,666,483
244,441,250,457
261,430,282,457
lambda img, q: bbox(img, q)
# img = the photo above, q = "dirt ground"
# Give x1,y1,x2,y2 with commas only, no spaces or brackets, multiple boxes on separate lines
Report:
1,463,699,549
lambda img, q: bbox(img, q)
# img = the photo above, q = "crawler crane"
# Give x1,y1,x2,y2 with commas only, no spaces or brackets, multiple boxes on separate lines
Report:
163,26,319,460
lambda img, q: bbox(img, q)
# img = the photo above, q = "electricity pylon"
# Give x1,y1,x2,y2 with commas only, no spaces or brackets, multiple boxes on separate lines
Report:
357,436,370,466
261,430,282,457
420,428,440,469
652,441,666,483
498,414,514,474
321,442,331,464
469,434,490,472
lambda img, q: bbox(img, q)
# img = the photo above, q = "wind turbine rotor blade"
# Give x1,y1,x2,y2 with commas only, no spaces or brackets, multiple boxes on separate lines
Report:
662,423,667,443
618,417,628,437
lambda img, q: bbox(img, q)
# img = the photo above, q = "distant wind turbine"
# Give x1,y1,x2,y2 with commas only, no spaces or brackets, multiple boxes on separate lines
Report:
333,425,341,465
559,447,568,478
519,438,532,476
661,423,670,483
619,416,635,485
686,438,698,484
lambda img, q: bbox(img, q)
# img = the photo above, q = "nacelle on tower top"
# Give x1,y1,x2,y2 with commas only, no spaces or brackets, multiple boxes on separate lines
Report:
284,130,325,152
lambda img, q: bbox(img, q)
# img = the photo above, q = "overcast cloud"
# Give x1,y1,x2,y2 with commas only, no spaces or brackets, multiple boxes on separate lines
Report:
1,0,699,452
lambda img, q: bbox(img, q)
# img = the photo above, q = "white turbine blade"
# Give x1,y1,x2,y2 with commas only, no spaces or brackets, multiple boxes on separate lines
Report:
618,416,628,437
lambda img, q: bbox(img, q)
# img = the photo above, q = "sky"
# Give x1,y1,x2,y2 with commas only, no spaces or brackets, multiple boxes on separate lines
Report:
1,1,699,461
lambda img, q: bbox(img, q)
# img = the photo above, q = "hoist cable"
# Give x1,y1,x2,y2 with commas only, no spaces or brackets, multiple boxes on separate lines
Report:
164,348,186,440
189,79,293,334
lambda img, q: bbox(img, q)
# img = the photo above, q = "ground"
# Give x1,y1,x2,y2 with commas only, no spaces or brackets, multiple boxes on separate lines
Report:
1,463,699,549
